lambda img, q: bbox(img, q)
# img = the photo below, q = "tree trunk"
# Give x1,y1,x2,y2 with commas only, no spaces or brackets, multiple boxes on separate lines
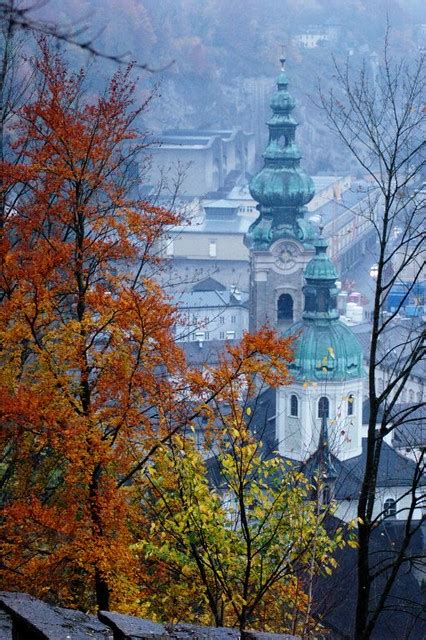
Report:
95,566,110,611
355,520,371,639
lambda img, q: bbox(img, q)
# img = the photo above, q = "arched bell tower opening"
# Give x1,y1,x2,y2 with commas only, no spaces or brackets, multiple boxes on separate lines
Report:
277,293,294,322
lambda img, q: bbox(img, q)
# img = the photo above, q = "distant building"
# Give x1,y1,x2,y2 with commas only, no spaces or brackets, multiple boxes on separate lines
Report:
147,128,256,197
292,23,343,50
160,174,376,296
161,194,253,293
172,277,248,343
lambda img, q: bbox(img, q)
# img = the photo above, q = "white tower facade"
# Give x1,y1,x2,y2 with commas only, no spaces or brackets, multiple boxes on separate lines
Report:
275,235,365,462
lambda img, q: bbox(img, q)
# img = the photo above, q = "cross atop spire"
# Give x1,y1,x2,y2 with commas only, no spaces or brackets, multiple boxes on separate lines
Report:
280,56,286,70
318,214,324,237
279,44,286,70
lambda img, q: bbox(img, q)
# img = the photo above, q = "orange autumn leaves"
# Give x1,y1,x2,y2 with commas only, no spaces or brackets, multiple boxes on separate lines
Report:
0,42,295,613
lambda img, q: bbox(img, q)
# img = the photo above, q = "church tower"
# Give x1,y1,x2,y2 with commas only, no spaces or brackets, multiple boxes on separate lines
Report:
276,234,364,462
246,57,316,332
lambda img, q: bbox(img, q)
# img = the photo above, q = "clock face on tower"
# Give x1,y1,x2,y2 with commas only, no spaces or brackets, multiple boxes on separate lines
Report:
270,239,302,274
278,244,296,268
280,246,294,264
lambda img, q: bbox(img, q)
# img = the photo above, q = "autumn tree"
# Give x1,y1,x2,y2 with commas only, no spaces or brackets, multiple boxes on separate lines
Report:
320,36,425,640
0,43,302,614
0,39,183,611
135,336,347,634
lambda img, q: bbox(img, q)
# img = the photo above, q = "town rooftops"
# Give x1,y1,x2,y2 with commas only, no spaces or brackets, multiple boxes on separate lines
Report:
151,128,254,150
163,128,254,141
391,404,426,449
312,181,373,229
173,289,248,311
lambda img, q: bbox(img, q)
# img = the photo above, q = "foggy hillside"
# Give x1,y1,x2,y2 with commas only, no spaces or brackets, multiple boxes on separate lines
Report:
32,0,425,174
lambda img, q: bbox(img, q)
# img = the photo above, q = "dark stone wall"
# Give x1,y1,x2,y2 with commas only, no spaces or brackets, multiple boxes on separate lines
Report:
0,592,300,640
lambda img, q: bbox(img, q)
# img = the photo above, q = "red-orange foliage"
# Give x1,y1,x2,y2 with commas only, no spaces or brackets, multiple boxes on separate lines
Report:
0,42,294,613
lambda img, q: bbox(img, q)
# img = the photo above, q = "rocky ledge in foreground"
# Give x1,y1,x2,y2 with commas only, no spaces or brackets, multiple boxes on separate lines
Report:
0,592,300,640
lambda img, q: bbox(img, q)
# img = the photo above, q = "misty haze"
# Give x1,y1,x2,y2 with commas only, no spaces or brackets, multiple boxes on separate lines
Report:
0,2,424,640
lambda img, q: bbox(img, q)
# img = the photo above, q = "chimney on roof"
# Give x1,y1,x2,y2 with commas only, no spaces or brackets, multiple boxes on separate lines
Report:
230,285,242,302
195,330,205,348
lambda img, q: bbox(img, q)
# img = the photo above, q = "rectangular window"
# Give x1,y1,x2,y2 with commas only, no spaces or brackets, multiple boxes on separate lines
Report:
220,316,225,325
231,315,236,324
205,332,210,340
165,237,174,256
209,240,217,257
220,331,225,340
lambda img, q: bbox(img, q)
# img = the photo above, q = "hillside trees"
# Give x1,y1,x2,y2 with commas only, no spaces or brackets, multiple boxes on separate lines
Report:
0,42,301,615
0,7,34,242
320,38,425,640
0,0,155,67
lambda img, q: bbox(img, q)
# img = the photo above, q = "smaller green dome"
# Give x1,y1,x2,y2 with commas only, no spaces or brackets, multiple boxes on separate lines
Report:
285,232,364,382
287,320,364,382
304,254,338,280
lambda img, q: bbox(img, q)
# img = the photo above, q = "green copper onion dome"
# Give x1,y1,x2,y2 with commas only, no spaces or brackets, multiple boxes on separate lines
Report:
286,235,364,381
246,57,315,249
304,236,338,281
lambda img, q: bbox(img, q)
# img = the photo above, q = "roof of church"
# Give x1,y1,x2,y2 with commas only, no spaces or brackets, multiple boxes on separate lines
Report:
391,404,426,448
331,438,425,498
192,277,226,292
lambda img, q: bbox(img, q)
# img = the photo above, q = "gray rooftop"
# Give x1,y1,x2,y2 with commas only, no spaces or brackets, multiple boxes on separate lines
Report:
391,404,426,449
171,215,253,235
173,289,248,310
313,182,374,229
